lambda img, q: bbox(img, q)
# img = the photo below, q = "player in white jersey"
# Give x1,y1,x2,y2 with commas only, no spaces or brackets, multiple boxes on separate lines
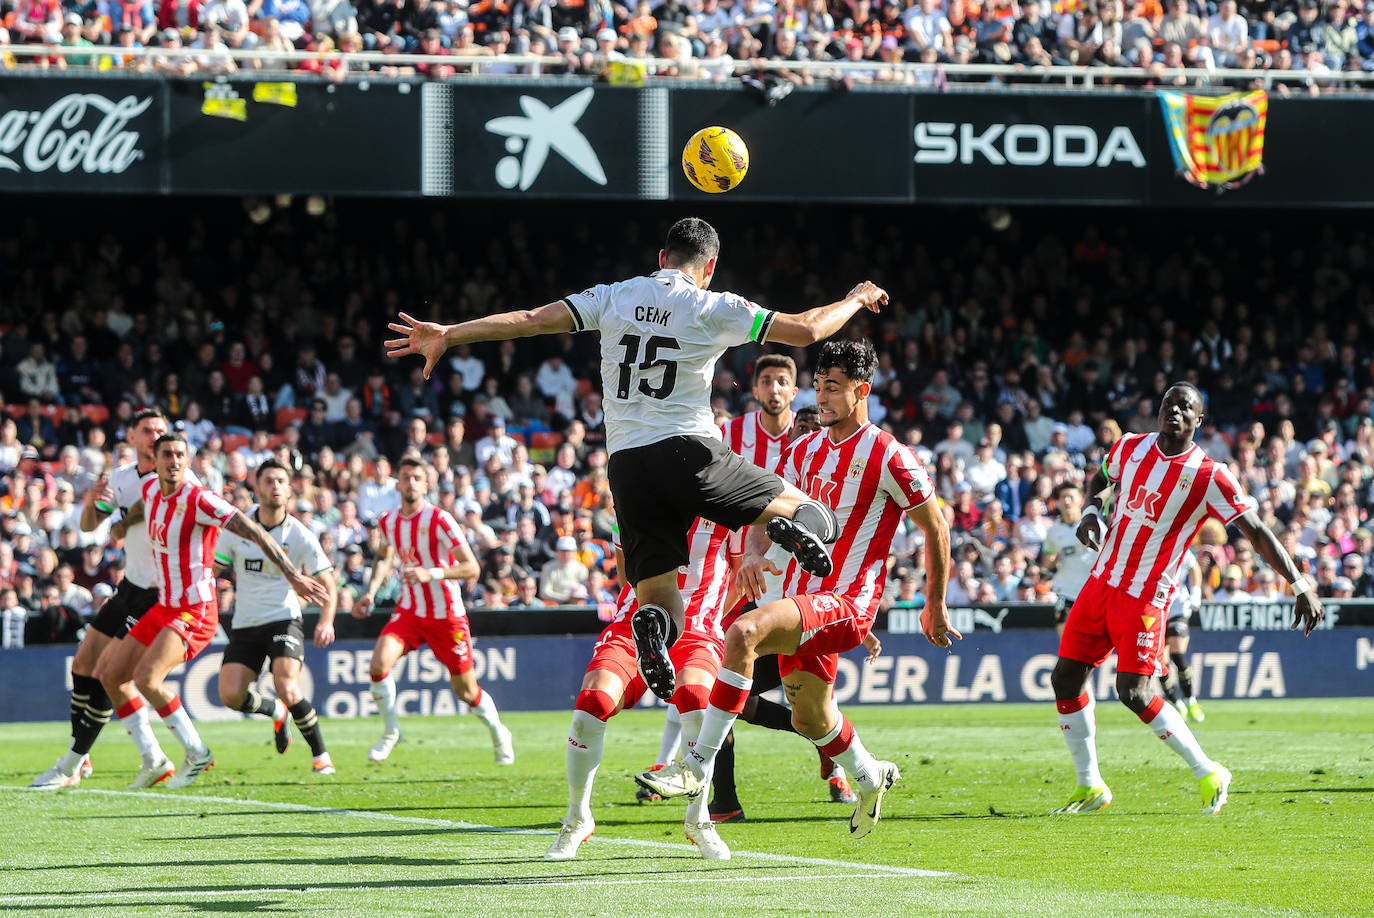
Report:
1157,543,1205,722
547,522,734,862
215,459,339,775
95,433,330,788
386,218,887,702
637,340,957,841
353,456,514,765
1040,483,1099,636
1051,383,1323,816
31,409,182,790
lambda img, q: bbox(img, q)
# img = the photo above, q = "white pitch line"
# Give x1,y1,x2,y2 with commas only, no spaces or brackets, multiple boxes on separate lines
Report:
2,785,953,879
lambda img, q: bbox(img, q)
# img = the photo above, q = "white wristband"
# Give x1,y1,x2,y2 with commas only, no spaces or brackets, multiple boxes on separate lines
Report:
1291,577,1311,597
429,567,446,582
1083,505,1102,522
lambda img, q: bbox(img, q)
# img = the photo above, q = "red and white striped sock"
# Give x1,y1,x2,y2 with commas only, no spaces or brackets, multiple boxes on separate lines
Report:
156,696,207,757
1139,695,1217,778
1057,693,1103,787
814,716,881,792
468,686,504,737
369,672,400,734
566,692,614,825
687,670,751,778
117,697,164,765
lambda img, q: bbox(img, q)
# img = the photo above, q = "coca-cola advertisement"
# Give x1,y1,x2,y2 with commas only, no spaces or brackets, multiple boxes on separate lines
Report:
0,79,163,192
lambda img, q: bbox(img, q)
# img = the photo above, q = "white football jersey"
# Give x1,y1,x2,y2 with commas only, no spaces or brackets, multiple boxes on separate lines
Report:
1041,520,1096,600
561,269,776,455
110,463,199,590
214,506,332,628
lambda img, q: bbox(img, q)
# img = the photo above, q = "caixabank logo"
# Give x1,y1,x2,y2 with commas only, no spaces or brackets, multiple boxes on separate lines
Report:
448,86,642,198
483,87,607,191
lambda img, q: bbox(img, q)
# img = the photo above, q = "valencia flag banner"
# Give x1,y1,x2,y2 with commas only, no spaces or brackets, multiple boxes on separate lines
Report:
1159,90,1268,192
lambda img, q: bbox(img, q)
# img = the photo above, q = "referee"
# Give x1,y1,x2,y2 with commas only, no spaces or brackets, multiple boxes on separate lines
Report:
216,459,339,775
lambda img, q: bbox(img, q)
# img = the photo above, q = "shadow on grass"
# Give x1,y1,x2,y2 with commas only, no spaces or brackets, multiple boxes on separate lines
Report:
6,862,798,901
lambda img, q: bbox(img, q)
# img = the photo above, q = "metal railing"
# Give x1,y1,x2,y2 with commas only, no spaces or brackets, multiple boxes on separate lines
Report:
4,42,1374,92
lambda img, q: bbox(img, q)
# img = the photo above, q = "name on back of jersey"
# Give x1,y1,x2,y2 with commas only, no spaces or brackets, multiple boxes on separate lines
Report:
635,305,672,324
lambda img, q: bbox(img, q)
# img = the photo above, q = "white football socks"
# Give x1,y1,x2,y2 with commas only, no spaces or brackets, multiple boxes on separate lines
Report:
565,710,606,825
370,674,400,734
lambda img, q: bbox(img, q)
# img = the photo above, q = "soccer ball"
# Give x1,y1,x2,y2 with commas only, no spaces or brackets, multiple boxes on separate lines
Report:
682,127,749,194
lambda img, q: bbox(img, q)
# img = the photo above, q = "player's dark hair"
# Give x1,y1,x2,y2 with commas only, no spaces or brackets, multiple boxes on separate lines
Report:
795,405,820,423
1055,482,1083,499
663,217,720,269
153,432,187,452
754,354,797,383
816,339,878,384
397,455,427,474
255,458,291,481
133,407,167,426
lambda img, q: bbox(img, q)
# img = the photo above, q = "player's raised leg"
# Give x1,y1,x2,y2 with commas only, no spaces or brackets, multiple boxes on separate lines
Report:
637,599,800,799
367,633,407,762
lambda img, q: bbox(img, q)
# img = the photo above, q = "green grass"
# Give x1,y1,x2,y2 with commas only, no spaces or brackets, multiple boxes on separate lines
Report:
1,700,1372,916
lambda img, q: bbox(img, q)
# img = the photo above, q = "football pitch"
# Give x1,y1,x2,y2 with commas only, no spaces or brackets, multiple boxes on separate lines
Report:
1,700,1370,917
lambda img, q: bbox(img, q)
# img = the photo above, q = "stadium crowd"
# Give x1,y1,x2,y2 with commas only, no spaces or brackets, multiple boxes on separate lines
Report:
1,201,1372,645
0,0,1371,89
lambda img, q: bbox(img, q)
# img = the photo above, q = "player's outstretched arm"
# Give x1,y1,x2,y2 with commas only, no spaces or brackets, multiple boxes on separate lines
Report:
354,543,395,618
763,281,888,347
910,497,960,648
386,304,575,379
1234,510,1325,636
224,514,331,608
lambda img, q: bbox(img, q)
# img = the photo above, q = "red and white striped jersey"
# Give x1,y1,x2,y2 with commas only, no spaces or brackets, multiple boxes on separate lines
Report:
778,424,934,619
142,478,239,609
379,502,470,619
721,410,794,471
722,410,795,561
610,518,730,639
1091,432,1255,610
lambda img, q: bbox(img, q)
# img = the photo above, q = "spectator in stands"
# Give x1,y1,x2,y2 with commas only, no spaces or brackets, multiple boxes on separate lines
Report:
358,456,401,522
1207,0,1248,66
190,22,239,71
509,574,549,609
17,344,59,404
34,584,83,644
475,414,518,466
903,0,950,57
1057,3,1102,65
511,515,552,571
